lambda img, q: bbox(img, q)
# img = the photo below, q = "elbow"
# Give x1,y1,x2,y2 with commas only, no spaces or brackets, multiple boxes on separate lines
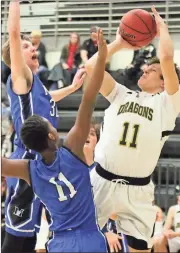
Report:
160,54,174,62
8,29,19,38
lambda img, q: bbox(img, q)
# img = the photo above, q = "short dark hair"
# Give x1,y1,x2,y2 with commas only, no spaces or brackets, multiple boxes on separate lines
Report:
90,118,100,142
148,56,180,82
20,115,49,152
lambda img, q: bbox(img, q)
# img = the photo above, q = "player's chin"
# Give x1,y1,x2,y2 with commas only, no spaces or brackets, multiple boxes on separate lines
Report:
137,77,146,89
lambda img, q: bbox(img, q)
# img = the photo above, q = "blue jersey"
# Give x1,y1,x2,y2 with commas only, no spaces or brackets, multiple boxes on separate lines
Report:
6,74,59,150
29,147,99,233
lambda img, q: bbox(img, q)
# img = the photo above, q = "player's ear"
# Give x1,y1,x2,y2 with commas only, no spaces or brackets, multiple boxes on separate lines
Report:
48,133,56,141
160,79,164,89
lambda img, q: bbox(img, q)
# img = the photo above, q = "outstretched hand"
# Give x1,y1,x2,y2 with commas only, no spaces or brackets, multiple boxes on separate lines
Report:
152,5,167,36
97,28,108,61
70,68,86,91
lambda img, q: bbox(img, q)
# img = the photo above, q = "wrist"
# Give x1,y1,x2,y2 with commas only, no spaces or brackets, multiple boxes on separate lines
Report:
159,23,168,31
69,84,76,92
111,39,123,52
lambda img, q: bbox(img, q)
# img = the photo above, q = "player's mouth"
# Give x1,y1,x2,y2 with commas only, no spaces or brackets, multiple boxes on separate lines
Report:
32,54,38,60
85,140,90,144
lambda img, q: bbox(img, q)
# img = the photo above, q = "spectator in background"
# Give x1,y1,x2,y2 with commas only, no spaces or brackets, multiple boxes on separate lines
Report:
152,204,165,252
31,30,48,68
81,26,110,71
48,32,82,88
31,30,50,89
1,61,11,84
154,195,180,252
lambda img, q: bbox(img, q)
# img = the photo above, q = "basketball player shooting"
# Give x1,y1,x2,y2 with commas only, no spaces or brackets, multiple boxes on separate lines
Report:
85,6,180,252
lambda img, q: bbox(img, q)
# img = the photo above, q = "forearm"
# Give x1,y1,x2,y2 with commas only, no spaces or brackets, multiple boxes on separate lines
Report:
84,55,106,102
174,231,180,237
8,1,20,35
49,86,75,102
85,40,122,70
158,25,174,59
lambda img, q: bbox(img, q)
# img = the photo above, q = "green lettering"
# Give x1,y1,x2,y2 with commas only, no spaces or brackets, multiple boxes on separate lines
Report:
134,103,139,114
123,102,129,113
138,106,143,116
142,107,149,119
148,109,153,121
117,104,125,115
127,102,134,113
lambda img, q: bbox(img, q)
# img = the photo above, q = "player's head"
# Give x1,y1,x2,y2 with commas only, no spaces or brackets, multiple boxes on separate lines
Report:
2,34,39,73
20,115,59,153
84,120,100,153
138,57,180,94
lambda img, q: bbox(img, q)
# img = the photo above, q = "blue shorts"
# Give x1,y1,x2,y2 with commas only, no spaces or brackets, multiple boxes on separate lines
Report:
5,147,42,237
47,228,108,252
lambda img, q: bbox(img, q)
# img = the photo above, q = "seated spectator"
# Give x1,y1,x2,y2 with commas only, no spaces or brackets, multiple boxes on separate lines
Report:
153,194,180,252
153,204,165,251
48,32,82,88
1,61,11,84
80,26,110,71
31,30,48,68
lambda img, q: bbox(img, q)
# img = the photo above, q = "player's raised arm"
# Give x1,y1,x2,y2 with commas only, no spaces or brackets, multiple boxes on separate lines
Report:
2,158,30,185
85,29,139,97
152,6,179,95
64,29,107,159
2,0,32,94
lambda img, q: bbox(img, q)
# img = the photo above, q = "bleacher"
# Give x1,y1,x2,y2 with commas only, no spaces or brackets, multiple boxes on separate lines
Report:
2,0,180,36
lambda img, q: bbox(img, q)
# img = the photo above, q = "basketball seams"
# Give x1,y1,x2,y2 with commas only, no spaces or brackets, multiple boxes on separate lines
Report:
120,20,150,35
132,12,152,38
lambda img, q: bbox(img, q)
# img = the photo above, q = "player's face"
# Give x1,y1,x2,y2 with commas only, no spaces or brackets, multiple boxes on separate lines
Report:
138,64,164,94
22,40,39,73
84,127,98,152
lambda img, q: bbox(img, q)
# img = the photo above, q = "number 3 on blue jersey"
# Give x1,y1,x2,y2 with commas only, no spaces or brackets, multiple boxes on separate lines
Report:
49,173,77,201
50,99,59,117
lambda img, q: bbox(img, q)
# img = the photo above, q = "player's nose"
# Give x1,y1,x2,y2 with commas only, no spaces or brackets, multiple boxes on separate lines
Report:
30,45,36,52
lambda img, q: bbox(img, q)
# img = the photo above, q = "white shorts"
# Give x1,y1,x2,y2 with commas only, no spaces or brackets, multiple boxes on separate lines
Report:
90,168,156,248
168,237,180,252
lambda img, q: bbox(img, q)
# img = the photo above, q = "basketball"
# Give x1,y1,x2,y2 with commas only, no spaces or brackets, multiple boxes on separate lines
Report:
119,9,157,47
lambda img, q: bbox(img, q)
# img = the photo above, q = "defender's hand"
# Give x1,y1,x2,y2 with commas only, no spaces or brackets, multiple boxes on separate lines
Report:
97,29,107,61
70,68,86,91
105,231,122,253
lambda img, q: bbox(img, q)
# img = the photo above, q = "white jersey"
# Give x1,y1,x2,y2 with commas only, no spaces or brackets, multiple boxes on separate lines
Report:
95,83,180,177
174,204,180,233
